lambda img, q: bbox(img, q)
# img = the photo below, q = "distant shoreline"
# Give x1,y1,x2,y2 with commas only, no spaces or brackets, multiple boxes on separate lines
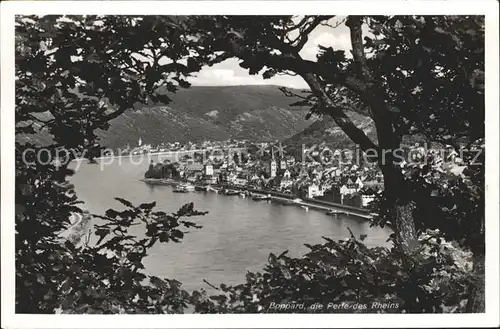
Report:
90,148,247,160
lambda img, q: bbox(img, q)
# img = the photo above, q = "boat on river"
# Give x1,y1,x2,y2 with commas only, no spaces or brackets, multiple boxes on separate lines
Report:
173,187,189,193
326,209,341,216
252,194,272,201
223,189,240,196
301,205,309,211
178,182,195,191
195,185,208,191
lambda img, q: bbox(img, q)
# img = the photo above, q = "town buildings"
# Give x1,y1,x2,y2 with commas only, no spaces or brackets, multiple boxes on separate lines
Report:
143,139,385,208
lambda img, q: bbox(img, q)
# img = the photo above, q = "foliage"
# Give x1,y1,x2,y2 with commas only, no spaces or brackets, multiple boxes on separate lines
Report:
189,13,484,280
18,188,205,313
15,15,209,313
16,15,206,154
191,230,472,313
186,14,485,311
145,162,180,179
14,14,485,314
364,16,484,144
56,200,205,314
370,139,485,253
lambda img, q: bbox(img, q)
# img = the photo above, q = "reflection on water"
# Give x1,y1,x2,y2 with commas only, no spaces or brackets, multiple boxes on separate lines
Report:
69,156,391,291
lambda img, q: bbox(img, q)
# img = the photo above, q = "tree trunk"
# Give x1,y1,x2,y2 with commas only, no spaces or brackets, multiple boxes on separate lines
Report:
382,163,418,253
466,253,485,313
393,202,418,252
299,71,419,252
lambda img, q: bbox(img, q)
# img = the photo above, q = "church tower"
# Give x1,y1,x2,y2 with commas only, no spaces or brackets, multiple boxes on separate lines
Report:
299,163,309,178
270,148,277,178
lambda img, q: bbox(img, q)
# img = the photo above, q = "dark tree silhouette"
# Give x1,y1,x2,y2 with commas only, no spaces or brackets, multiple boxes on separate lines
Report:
187,15,485,311
15,15,485,313
15,15,210,313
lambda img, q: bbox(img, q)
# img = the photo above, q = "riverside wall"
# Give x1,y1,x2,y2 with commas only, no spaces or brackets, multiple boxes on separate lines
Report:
214,184,372,218
141,178,374,219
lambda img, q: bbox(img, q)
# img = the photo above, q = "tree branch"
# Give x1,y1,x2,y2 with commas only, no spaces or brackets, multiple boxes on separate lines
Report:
301,72,379,153
218,20,381,153
212,23,369,98
295,16,335,50
345,16,371,82
345,16,399,150
99,104,130,123
278,87,309,100
320,17,346,29
242,50,369,96
282,16,309,33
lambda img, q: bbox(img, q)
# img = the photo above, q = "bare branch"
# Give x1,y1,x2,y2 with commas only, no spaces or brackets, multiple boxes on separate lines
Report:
345,16,371,82
275,71,298,77
278,87,309,100
282,16,309,33
295,16,335,50
98,104,130,124
320,17,346,29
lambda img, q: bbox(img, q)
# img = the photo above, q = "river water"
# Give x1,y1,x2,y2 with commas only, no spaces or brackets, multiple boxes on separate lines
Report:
69,155,391,292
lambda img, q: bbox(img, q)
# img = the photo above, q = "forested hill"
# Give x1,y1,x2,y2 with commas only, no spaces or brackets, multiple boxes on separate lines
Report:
17,84,424,154
283,111,436,158
97,85,313,150
282,112,377,156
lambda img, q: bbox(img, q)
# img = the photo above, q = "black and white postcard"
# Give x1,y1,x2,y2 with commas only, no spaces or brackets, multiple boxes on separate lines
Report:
1,1,499,328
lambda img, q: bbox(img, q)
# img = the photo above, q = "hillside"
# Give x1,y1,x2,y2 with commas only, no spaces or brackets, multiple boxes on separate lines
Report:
283,111,434,159
17,85,314,150
97,85,312,150
18,84,429,156
283,112,377,157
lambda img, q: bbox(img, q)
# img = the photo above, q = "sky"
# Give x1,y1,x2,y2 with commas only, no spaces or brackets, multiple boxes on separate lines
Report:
187,17,353,89
37,15,354,90
23,16,358,150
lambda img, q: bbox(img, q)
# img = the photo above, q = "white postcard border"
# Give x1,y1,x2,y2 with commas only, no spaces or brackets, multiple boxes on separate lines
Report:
1,1,499,328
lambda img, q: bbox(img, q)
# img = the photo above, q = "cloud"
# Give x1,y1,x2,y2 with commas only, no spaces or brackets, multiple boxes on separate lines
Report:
188,60,308,89
187,19,354,89
300,31,352,60
210,69,236,80
316,32,351,50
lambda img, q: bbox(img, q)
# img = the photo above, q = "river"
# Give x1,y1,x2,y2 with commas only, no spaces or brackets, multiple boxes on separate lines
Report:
68,155,391,292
